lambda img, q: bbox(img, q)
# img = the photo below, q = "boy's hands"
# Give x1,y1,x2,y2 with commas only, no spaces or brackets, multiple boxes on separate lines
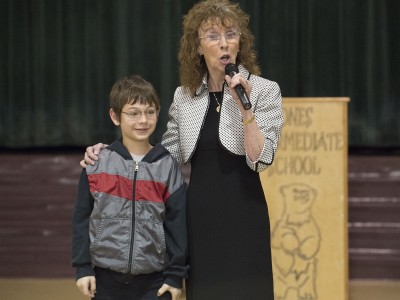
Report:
76,276,96,298
76,277,181,299
80,143,107,167
157,283,182,300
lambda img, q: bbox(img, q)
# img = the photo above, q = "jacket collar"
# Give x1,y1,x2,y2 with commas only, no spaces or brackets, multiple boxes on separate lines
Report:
107,138,169,163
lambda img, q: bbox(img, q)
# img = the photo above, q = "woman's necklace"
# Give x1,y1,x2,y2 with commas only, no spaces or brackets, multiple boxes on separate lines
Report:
212,92,221,113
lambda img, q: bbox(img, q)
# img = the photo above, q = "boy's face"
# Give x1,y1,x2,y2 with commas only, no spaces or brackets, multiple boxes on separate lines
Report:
110,102,158,145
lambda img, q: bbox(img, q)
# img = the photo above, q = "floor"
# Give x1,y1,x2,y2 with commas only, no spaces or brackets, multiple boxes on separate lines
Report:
0,149,399,299
0,279,399,300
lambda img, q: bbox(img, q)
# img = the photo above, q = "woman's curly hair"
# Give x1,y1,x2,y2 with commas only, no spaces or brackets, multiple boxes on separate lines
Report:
179,0,261,96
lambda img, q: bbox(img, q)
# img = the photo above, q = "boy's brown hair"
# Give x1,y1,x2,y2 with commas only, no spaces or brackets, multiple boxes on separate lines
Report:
109,75,160,120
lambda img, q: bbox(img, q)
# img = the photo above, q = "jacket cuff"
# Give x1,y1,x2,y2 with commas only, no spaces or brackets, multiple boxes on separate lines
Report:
246,137,274,172
164,275,183,289
75,264,95,281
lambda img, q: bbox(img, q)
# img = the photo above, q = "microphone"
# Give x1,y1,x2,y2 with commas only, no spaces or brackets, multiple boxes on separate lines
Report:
225,63,252,110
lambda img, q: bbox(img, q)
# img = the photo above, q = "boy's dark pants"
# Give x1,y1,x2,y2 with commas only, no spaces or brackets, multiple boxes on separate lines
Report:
93,266,172,300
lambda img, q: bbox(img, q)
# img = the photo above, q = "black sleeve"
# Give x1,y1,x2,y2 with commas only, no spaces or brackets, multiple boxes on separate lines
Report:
71,169,95,280
163,182,189,288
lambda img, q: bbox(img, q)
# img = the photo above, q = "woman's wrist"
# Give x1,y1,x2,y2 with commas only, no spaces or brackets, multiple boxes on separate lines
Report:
242,114,255,126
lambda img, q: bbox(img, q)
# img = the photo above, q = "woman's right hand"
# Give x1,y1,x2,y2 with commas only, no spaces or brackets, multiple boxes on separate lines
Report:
80,143,107,168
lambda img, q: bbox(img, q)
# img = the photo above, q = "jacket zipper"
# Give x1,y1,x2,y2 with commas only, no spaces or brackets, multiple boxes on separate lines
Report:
124,161,139,284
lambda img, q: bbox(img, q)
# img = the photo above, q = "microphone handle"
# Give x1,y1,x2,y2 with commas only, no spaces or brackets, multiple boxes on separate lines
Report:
227,70,252,110
234,84,252,110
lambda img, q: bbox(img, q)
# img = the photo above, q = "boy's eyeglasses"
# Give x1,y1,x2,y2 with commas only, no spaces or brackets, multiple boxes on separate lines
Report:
121,109,158,120
199,31,241,44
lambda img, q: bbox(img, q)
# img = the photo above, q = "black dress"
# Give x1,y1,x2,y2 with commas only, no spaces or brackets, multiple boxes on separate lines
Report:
185,92,274,300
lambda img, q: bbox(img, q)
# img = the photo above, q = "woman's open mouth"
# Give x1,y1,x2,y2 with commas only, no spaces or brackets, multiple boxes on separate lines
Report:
220,54,231,64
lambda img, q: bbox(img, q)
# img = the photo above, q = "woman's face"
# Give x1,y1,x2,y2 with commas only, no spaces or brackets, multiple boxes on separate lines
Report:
198,20,240,77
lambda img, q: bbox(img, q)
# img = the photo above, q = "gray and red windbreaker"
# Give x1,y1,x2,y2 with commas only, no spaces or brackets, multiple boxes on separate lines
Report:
72,139,188,288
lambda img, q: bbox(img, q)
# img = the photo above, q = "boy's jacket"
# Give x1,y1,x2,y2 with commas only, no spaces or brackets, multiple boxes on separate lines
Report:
72,139,188,288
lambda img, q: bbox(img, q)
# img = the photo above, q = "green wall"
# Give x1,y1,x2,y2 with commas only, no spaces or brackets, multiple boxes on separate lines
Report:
1,0,399,148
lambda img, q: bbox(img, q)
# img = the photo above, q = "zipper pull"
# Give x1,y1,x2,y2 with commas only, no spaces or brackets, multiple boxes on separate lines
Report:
134,162,139,172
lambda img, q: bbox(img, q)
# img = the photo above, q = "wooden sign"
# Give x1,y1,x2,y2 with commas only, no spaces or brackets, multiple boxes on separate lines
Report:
260,97,350,300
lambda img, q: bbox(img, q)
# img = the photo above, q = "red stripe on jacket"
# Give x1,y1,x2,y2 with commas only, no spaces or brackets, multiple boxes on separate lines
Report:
88,173,170,203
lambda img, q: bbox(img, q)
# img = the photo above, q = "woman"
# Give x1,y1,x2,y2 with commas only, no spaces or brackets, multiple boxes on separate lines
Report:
83,0,283,299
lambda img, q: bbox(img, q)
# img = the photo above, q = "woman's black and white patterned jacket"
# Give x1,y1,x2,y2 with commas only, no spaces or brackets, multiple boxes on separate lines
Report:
162,64,284,172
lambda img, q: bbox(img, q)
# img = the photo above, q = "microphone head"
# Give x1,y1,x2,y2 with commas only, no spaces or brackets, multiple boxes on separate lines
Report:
225,63,238,76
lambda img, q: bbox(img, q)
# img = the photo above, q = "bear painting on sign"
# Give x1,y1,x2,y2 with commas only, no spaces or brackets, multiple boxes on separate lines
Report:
271,183,321,300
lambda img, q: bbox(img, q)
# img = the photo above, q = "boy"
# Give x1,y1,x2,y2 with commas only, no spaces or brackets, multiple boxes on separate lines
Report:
72,75,188,300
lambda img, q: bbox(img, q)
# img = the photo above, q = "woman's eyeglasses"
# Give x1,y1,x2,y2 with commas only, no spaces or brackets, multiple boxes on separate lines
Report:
199,31,241,44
